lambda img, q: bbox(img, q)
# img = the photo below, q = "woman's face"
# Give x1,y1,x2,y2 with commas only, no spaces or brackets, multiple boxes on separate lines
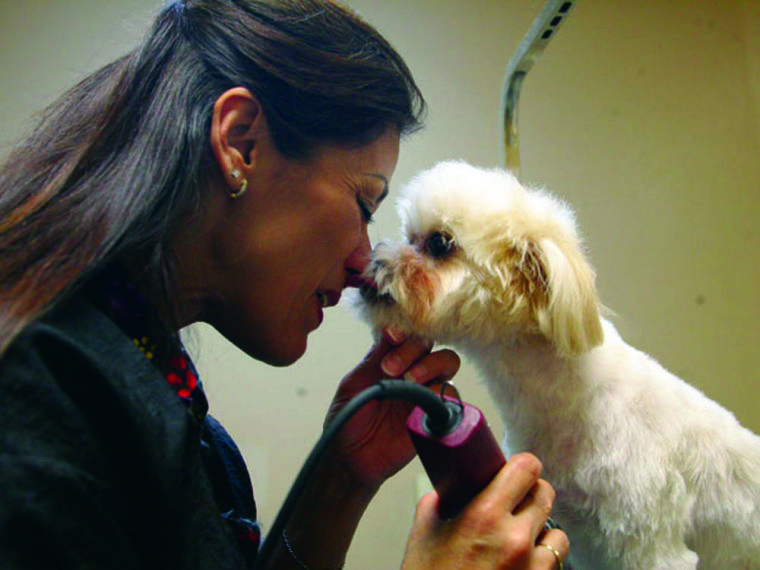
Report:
203,129,400,366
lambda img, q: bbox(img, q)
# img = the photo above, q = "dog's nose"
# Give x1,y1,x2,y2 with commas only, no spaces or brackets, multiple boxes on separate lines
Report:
371,240,392,256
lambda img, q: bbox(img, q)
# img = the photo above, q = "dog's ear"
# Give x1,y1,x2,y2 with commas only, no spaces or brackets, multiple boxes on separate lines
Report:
522,238,604,356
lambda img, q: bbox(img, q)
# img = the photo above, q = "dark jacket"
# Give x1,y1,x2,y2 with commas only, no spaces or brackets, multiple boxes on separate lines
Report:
0,294,258,568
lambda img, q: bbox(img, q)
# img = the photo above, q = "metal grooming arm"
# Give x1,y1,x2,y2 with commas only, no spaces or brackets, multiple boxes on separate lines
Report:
501,0,579,179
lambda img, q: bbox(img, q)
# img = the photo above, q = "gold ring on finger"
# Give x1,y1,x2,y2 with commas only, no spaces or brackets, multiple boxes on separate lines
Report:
538,542,563,570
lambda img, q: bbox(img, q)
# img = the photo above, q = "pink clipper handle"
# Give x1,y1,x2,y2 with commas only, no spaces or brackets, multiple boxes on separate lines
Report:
407,400,507,520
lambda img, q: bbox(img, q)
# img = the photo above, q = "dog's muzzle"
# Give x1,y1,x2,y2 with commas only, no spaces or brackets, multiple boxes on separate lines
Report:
358,278,395,306
358,256,396,306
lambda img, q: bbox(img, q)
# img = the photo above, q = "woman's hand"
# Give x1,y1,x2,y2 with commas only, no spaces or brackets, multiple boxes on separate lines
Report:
402,453,570,569
324,327,460,491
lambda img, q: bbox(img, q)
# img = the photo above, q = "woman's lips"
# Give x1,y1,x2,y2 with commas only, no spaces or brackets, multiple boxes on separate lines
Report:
314,289,341,326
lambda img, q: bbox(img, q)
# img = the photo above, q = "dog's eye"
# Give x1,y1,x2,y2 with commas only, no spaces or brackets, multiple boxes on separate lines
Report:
426,231,455,258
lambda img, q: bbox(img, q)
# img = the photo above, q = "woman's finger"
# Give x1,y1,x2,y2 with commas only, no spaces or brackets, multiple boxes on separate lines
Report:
405,348,460,385
511,478,556,539
411,490,443,534
379,336,434,378
473,453,544,514
535,528,570,569
378,328,461,385
381,326,407,346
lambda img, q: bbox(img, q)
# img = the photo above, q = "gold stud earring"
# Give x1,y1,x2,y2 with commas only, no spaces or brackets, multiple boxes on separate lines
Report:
229,170,248,199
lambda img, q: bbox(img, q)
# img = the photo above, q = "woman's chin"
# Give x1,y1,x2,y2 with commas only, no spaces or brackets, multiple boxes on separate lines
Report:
261,337,308,368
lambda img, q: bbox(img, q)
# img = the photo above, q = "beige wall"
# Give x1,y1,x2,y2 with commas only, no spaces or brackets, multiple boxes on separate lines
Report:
2,1,758,568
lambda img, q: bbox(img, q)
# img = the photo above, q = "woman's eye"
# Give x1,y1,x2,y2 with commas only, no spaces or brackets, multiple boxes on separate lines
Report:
358,199,375,224
426,231,455,258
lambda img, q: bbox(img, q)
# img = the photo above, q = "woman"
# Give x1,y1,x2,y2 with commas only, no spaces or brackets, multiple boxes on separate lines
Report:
0,0,569,568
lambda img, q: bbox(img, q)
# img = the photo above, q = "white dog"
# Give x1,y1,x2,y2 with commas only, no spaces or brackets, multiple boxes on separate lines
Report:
350,160,760,569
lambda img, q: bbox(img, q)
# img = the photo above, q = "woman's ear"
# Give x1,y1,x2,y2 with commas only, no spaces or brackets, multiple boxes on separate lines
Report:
210,87,264,187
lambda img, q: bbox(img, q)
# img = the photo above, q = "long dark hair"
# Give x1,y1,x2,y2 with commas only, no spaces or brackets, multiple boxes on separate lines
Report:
0,0,425,355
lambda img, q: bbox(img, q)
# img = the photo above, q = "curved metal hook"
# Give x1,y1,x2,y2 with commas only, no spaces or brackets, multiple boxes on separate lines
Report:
501,1,579,179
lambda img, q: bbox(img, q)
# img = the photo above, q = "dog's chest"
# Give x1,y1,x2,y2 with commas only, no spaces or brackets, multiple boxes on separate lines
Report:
479,367,593,463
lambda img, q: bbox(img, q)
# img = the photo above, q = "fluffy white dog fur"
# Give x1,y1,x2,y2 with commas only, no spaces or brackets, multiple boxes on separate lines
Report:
350,160,760,569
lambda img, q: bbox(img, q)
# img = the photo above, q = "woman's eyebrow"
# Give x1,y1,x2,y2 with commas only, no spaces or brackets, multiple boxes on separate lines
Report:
362,173,389,202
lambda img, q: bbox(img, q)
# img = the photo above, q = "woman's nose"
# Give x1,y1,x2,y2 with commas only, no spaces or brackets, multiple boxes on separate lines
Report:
344,232,372,285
